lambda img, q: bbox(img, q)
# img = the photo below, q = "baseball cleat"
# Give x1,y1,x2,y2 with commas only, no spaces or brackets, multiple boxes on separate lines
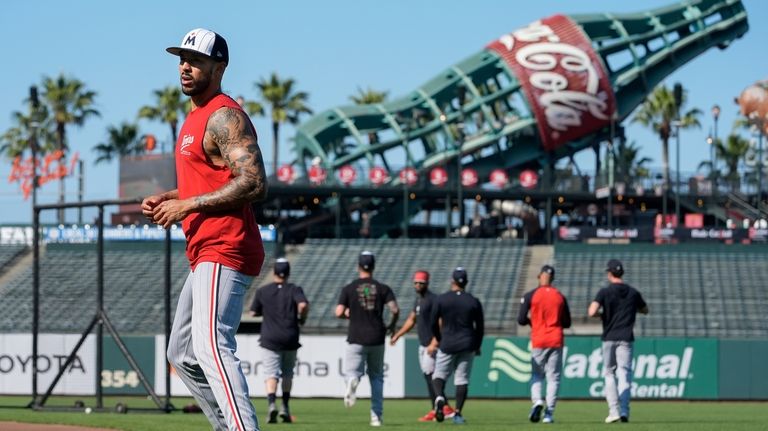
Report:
418,410,436,422
605,415,621,423
268,405,278,423
434,396,446,422
542,408,554,423
452,414,466,425
344,378,359,408
443,404,456,418
529,400,544,422
280,409,293,423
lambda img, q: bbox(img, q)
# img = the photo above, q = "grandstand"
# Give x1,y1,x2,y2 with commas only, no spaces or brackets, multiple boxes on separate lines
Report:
1,239,767,339
252,238,527,333
0,242,187,334
552,243,768,338
0,244,28,275
0,241,278,335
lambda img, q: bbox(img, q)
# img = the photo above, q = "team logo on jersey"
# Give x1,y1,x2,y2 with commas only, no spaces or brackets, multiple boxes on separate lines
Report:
180,134,195,156
356,282,378,311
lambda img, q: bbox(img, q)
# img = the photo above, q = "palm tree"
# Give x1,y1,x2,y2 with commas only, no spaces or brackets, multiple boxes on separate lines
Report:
350,86,389,145
92,122,144,165
254,73,313,174
632,84,702,192
0,106,55,159
614,140,652,186
41,73,100,223
713,134,750,191
349,86,388,105
234,95,265,119
138,86,189,152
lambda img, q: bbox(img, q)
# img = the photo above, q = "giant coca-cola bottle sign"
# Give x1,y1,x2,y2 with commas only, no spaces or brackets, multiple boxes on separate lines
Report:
487,15,616,151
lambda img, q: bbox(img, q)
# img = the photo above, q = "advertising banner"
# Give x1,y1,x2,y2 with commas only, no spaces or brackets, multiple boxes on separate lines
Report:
0,334,96,395
558,226,756,243
407,337,719,399
486,15,616,151
1,334,760,399
0,225,276,245
558,226,655,242
155,335,405,398
102,336,155,395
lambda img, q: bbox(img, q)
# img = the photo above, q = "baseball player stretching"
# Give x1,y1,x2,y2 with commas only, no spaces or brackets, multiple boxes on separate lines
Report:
517,265,571,424
142,28,266,431
390,270,456,421
428,268,484,425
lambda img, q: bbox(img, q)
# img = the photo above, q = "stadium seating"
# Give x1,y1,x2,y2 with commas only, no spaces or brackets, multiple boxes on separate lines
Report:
0,244,28,272
551,243,768,338
2,238,765,339
0,242,190,334
0,241,278,335
278,238,526,333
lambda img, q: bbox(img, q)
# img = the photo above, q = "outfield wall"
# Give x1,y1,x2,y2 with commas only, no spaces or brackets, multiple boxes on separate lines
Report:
1,335,765,400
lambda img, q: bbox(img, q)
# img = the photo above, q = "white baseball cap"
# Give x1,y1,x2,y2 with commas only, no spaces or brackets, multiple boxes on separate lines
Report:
166,28,229,63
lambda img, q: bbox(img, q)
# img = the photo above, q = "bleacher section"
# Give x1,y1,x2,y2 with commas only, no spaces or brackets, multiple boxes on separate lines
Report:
0,242,189,334
552,243,768,338
0,241,276,335
4,238,764,339
277,238,526,333
0,244,28,274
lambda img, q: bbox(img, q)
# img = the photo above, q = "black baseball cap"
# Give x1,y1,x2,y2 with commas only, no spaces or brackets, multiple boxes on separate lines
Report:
358,251,375,271
167,28,229,64
274,258,290,278
452,267,468,287
540,265,555,280
606,259,624,276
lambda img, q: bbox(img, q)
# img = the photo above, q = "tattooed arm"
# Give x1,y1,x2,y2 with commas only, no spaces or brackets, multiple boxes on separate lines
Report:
151,107,267,228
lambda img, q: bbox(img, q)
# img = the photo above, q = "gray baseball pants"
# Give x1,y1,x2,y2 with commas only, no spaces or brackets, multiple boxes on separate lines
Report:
602,340,633,418
167,262,259,431
530,347,563,411
345,343,385,418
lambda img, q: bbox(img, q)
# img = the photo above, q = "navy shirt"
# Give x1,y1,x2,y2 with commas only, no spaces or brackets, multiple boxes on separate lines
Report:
412,290,437,346
431,290,484,354
338,277,396,346
593,282,647,342
250,282,308,351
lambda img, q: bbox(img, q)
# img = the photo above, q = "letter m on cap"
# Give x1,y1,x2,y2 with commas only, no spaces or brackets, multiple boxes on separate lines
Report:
184,34,196,46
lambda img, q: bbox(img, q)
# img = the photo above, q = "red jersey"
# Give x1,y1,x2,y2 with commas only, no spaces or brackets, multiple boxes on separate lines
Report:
175,93,264,276
517,285,571,348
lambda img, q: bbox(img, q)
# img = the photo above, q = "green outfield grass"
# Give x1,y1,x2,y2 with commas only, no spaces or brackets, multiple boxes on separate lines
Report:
0,396,766,430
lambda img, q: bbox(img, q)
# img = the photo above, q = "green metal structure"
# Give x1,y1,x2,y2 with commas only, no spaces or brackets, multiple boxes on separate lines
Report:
288,0,748,236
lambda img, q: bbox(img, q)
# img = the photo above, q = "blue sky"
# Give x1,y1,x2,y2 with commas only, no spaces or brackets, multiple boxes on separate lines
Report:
1,0,767,224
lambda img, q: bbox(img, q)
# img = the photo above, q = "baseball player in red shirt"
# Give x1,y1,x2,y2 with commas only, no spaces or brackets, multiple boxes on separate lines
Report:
517,265,571,424
142,28,267,431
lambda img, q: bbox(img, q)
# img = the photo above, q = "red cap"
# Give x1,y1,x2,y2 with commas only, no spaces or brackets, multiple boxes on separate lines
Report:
413,270,430,283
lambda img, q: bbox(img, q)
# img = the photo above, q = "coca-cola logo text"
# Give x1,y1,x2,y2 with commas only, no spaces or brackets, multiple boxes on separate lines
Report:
487,15,616,151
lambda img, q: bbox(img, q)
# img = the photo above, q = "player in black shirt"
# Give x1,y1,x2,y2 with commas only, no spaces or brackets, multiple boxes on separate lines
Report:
250,258,309,423
335,251,399,427
428,267,484,424
588,259,648,424
390,270,456,421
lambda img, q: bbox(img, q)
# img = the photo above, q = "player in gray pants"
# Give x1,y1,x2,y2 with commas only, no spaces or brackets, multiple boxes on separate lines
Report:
336,251,399,427
589,259,648,423
167,263,258,431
